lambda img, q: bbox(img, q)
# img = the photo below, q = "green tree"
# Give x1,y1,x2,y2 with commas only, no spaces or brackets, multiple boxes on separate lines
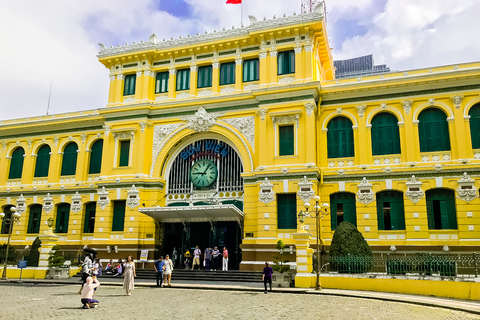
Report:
26,237,41,267
48,245,65,267
0,244,18,264
329,222,372,273
272,240,290,272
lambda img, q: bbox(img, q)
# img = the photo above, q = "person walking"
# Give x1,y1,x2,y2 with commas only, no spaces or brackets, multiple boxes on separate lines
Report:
79,253,93,294
211,246,220,271
163,254,173,287
184,249,191,270
192,245,201,271
263,262,273,293
154,256,165,287
123,255,136,296
222,247,229,271
204,247,212,271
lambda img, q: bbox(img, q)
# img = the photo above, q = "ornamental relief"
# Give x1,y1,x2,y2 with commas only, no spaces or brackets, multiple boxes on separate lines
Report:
71,191,83,213
457,172,478,203
259,177,275,205
221,116,255,150
405,175,424,204
43,193,54,214
181,107,222,132
356,177,375,205
127,185,141,209
97,187,110,210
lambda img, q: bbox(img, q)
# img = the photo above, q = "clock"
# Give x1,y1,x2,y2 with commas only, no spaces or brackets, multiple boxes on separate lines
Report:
190,159,218,188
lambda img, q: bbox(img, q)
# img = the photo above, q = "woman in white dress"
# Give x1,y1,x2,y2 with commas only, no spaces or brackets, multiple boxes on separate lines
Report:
123,255,136,295
163,254,173,287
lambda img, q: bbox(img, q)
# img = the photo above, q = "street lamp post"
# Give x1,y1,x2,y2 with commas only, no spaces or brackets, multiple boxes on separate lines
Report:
0,206,21,280
297,195,329,290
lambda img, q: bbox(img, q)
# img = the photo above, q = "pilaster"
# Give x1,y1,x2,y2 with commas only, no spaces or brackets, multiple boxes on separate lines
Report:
190,65,198,97
259,52,268,87
168,67,176,99
293,229,315,288
212,62,220,94
235,58,243,91
294,46,304,81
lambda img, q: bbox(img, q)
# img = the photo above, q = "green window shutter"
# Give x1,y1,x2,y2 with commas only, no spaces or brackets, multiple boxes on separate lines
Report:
279,125,294,156
176,69,190,91
61,142,78,176
84,202,96,233
376,195,385,231
418,108,451,152
34,145,51,177
197,65,213,88
469,104,480,149
88,139,103,174
220,62,235,85
343,194,357,226
56,203,70,233
243,58,259,82
426,189,457,230
8,147,25,179
426,196,435,229
371,113,401,156
155,72,169,93
112,200,126,232
278,50,295,75
327,117,354,158
27,204,42,234
119,140,130,167
277,194,297,229
330,194,338,230
123,74,136,96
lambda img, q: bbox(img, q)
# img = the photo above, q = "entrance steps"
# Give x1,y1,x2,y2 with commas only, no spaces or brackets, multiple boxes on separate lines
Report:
75,269,263,283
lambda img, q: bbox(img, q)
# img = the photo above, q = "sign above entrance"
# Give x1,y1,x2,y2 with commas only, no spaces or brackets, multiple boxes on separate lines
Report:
180,141,230,161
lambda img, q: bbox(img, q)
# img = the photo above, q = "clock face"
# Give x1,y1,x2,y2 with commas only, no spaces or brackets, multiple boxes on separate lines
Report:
190,159,218,188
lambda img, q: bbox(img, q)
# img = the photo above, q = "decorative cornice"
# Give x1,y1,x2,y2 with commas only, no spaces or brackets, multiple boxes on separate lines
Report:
97,11,323,58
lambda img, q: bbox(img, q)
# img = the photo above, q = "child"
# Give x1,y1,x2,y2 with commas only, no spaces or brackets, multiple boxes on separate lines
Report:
81,276,100,309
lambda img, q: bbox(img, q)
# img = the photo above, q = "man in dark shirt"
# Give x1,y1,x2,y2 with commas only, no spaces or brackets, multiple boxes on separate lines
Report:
263,262,273,293
204,247,213,271
154,256,165,287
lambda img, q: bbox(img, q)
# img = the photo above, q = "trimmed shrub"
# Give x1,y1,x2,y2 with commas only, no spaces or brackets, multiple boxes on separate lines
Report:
330,222,372,273
272,240,290,272
26,237,41,267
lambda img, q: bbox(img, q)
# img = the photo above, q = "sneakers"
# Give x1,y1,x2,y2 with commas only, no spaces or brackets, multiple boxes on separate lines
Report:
82,305,89,309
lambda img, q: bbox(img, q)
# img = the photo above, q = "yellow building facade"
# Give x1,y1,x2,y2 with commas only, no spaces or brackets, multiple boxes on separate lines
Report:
1,7,480,271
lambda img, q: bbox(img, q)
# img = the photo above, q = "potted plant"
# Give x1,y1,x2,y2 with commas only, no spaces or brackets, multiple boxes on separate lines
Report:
272,240,293,287
47,245,69,279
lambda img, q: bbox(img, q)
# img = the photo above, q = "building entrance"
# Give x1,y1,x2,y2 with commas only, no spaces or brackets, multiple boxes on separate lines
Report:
162,221,242,270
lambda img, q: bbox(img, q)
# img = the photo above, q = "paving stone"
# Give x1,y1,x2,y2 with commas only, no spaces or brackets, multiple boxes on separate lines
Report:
0,283,478,320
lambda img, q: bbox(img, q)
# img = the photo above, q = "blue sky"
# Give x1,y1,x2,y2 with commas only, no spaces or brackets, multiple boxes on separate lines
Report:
1,0,479,119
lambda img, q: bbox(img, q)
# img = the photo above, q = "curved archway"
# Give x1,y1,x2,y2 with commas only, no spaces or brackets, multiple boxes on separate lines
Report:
61,142,78,176
468,103,480,149
329,192,357,230
88,139,103,174
8,147,25,180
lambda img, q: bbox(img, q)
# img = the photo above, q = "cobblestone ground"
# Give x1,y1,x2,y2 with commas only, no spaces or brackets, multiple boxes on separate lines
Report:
1,283,478,320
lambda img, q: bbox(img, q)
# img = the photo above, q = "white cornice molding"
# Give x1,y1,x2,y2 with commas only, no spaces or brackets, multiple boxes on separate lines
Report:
97,11,323,58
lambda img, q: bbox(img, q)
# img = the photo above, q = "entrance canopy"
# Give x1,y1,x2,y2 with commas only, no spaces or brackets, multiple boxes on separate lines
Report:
139,204,244,225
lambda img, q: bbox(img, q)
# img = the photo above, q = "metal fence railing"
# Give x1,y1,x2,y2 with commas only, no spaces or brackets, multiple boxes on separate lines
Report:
318,253,479,278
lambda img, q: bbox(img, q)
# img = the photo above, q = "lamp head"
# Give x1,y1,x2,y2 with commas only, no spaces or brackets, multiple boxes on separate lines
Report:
322,203,330,209
47,217,54,228
0,212,4,218
10,206,17,213
313,195,320,202
13,212,21,219
297,210,305,224
304,202,311,209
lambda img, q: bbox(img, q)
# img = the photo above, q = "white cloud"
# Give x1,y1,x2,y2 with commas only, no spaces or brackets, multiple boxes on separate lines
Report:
1,0,479,120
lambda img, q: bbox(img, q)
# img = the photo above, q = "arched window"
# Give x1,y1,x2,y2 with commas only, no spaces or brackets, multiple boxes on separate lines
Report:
27,204,42,234
61,142,78,176
468,103,480,149
8,147,25,179
371,113,401,156
376,191,405,230
84,202,96,233
34,145,51,177
56,203,70,233
330,192,357,230
327,117,354,158
88,140,103,174
426,189,457,230
418,108,450,152
1,205,15,234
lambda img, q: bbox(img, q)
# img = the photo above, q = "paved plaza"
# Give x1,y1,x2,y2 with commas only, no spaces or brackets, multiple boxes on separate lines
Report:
1,283,478,320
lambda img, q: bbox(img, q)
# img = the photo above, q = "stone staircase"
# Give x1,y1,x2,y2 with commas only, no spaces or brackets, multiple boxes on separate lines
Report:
75,268,263,283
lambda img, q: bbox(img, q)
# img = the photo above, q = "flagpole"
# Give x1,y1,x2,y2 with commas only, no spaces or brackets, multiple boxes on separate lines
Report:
241,2,243,26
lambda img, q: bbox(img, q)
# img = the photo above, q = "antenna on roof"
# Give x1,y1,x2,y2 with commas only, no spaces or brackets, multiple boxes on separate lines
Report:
46,81,52,115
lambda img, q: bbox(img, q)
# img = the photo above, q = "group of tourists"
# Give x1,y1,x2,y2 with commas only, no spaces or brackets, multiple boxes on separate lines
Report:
154,254,174,287
187,245,229,271
79,252,137,309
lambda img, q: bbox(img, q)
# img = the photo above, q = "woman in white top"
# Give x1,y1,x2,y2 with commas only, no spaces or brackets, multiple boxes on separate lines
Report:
163,254,173,287
123,255,136,295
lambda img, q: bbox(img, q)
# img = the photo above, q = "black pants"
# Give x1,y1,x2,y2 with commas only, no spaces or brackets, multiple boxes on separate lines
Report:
156,271,163,286
264,277,272,291
212,256,218,270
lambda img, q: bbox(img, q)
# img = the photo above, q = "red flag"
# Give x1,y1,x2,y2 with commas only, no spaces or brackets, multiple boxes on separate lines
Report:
226,0,241,4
